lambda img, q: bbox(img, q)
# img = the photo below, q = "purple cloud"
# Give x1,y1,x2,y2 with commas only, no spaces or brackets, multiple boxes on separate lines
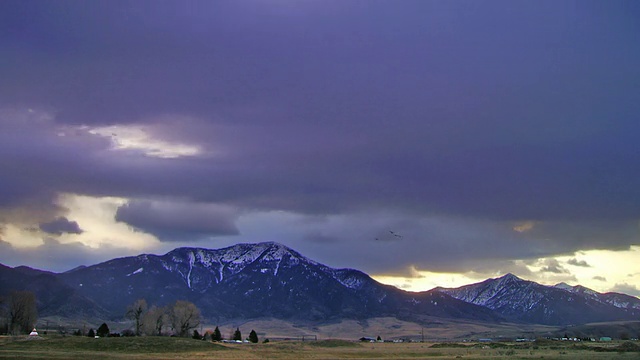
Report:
39,217,83,235
609,283,640,297
567,258,591,268
0,238,137,273
115,200,239,241
539,259,568,274
0,1,639,276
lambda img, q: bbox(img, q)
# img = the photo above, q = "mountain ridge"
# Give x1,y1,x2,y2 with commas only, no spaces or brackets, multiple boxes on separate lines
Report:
438,273,640,325
1,243,638,327
52,242,501,323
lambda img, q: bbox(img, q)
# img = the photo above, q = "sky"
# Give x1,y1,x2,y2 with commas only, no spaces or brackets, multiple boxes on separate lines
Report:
1,0,639,296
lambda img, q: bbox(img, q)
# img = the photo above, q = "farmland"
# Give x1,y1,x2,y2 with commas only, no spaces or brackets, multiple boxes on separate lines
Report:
1,335,639,359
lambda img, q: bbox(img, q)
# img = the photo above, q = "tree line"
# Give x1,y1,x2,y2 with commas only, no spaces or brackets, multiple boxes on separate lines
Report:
125,298,202,337
125,299,259,342
0,293,261,342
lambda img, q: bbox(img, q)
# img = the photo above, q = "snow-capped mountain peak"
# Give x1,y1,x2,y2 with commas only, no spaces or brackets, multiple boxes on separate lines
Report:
439,273,640,325
496,273,524,284
4,241,639,326
554,282,574,291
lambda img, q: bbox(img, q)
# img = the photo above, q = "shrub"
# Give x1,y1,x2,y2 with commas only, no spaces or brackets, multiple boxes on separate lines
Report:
121,329,136,337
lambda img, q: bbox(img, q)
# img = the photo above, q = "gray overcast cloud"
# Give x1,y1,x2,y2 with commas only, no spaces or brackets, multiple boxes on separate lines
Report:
0,1,639,285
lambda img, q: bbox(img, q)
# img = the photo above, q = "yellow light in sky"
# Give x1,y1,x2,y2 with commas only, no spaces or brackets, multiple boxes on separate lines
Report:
1,193,162,253
372,271,485,292
88,125,201,158
373,247,640,297
2,224,43,248
57,194,161,251
552,247,640,292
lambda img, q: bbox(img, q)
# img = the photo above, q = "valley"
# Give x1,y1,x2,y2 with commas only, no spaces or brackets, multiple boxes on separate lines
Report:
2,242,639,342
1,335,639,359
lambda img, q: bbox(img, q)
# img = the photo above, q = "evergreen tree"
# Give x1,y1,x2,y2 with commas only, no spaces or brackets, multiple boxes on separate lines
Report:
192,329,201,339
249,329,258,343
97,323,110,337
212,326,222,341
232,327,242,341
87,328,95,337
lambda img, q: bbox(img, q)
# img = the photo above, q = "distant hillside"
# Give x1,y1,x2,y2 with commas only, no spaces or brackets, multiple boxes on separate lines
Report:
438,273,639,325
56,242,500,323
1,242,638,327
0,264,108,319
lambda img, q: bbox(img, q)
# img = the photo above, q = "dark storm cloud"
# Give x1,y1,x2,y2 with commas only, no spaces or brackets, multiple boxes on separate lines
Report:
0,109,114,212
539,259,568,274
567,258,591,268
610,283,640,297
0,1,639,273
115,200,239,241
39,217,83,235
1,0,640,218
0,238,135,273
263,213,636,276
229,211,592,275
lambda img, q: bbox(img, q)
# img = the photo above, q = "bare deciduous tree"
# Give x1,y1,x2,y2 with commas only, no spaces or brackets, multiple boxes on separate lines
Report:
142,305,167,336
126,299,148,336
0,295,7,334
8,291,37,335
169,300,201,337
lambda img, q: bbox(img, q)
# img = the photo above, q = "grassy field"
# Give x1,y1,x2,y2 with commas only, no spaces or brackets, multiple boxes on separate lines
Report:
39,316,560,343
1,335,639,359
39,316,638,343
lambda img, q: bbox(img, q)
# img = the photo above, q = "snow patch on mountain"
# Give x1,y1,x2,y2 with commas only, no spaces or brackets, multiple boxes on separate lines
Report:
439,273,640,325
553,283,640,310
334,273,365,289
126,267,143,276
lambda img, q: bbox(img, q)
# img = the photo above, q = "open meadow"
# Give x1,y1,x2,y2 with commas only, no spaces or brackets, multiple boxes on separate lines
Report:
1,335,639,359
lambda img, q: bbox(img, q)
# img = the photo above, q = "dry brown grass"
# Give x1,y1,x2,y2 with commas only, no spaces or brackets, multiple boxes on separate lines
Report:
1,335,639,359
200,316,558,342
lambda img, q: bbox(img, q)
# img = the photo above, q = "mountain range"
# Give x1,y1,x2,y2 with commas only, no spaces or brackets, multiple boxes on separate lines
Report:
1,242,638,327
438,273,640,325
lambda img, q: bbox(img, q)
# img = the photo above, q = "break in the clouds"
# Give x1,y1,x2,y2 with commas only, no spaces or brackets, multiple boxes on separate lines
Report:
0,0,639,293
39,217,83,235
88,124,202,159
